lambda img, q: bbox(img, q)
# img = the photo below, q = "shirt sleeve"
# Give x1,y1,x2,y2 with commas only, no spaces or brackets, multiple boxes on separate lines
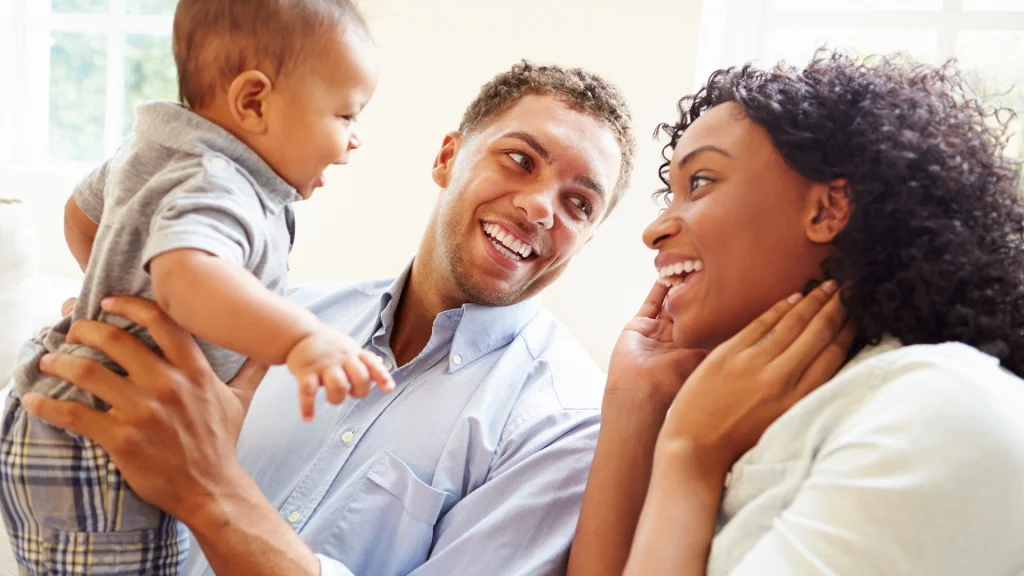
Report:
142,167,265,270
407,393,601,576
729,361,1024,575
73,160,111,224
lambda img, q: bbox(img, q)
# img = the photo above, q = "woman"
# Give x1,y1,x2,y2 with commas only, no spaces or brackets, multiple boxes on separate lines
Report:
570,52,1024,575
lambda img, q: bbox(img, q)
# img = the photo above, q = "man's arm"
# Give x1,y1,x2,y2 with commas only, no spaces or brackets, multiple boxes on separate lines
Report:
64,195,98,271
19,297,328,576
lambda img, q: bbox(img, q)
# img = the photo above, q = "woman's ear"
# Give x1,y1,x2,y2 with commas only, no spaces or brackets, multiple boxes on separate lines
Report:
431,132,464,188
227,70,274,135
806,178,852,244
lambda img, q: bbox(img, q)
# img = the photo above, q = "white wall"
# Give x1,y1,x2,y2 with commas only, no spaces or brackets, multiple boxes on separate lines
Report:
13,0,704,369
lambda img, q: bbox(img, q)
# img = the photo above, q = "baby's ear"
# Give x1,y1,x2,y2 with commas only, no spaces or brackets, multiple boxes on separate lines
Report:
228,71,274,134
431,132,463,189
806,178,852,244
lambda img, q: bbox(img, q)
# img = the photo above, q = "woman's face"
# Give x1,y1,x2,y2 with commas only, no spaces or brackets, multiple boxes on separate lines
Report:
643,102,839,350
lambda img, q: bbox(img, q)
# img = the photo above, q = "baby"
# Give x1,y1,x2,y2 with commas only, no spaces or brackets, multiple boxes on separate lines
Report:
0,0,390,573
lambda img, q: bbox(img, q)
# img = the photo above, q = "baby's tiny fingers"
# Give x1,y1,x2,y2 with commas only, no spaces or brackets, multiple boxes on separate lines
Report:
297,372,319,422
322,365,351,405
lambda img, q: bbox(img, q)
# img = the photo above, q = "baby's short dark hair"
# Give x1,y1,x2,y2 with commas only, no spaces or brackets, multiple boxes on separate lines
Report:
173,0,368,109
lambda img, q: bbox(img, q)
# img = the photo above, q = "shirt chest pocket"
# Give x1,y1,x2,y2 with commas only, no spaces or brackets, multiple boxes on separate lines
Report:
329,451,451,576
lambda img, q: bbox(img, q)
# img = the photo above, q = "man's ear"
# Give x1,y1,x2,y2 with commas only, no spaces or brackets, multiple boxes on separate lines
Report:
806,178,852,244
432,132,464,188
227,70,274,135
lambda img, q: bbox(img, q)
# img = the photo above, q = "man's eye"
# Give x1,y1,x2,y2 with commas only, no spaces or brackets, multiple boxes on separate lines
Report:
506,151,534,172
569,196,593,217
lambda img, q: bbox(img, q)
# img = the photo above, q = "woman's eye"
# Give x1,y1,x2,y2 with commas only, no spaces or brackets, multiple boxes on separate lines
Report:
690,175,713,194
506,151,534,172
569,196,593,217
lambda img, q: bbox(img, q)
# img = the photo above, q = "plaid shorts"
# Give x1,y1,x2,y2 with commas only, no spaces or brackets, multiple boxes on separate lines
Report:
0,395,188,574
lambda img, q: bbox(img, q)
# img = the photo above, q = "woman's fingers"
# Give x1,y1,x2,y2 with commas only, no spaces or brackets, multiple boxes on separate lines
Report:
753,281,841,360
636,281,670,320
728,291,805,351
792,317,856,397
99,296,212,381
771,288,848,378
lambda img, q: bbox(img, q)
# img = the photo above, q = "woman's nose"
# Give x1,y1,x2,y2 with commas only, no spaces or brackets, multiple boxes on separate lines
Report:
643,209,681,250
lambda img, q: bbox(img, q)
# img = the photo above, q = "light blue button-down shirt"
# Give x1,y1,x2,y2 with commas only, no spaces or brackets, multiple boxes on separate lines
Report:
185,267,605,576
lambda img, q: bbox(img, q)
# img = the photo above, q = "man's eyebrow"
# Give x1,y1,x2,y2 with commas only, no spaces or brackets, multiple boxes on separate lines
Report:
501,130,550,161
676,145,733,168
573,175,605,199
501,130,606,198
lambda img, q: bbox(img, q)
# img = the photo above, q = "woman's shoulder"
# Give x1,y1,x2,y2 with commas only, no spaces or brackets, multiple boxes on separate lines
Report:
828,339,1024,467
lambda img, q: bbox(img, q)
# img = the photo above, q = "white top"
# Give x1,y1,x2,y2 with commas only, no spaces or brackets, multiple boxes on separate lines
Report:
708,339,1024,576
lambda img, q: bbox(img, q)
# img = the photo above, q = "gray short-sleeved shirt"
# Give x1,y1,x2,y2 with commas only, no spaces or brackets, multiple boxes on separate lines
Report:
15,101,301,407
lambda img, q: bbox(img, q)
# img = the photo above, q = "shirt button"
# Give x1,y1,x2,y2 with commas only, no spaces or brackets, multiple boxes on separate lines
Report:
208,157,229,170
452,354,462,366
383,361,394,371
287,510,301,523
341,430,356,443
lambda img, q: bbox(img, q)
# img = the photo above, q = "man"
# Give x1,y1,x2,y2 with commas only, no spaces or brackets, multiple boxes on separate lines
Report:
22,61,636,575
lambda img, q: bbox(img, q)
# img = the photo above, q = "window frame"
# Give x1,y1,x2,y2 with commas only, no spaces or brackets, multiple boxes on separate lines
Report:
4,0,174,174
694,0,1024,87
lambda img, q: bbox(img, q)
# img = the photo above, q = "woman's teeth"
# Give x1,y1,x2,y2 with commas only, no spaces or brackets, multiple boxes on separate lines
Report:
483,223,534,260
657,259,703,288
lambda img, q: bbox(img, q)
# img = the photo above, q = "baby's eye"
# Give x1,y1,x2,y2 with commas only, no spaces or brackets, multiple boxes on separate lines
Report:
506,151,534,172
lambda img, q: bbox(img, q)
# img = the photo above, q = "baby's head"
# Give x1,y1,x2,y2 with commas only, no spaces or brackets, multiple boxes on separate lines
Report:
173,0,379,198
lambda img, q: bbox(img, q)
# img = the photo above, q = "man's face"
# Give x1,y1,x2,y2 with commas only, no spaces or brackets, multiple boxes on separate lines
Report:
424,94,623,307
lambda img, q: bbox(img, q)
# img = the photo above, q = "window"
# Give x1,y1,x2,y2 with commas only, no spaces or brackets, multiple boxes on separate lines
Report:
5,0,177,169
694,0,1024,161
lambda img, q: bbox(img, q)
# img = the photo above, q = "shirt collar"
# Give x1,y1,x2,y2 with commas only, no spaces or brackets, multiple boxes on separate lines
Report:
132,101,301,213
373,261,544,371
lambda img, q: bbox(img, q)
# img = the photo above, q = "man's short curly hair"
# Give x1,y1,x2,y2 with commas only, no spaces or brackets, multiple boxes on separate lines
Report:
658,50,1024,376
459,60,636,217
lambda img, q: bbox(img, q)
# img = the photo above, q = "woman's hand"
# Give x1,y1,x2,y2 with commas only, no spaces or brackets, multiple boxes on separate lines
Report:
660,280,855,474
606,281,707,409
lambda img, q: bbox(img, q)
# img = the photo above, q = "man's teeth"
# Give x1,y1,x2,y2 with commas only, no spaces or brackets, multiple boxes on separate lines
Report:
483,223,533,259
656,259,704,287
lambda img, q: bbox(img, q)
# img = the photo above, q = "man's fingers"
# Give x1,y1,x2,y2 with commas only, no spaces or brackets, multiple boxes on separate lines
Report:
37,353,132,410
99,296,211,378
793,317,856,397
297,372,319,422
322,365,351,405
61,298,77,317
65,319,165,384
636,281,670,320
21,393,111,444
361,352,395,392
227,359,269,408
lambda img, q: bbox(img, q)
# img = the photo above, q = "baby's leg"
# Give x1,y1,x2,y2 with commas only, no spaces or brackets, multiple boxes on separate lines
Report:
0,390,188,575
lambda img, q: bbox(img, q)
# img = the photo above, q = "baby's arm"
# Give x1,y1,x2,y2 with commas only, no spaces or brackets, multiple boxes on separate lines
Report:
149,248,394,418
64,195,98,271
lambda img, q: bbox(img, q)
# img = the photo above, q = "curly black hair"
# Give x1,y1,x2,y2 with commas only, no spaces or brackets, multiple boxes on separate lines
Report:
657,50,1024,376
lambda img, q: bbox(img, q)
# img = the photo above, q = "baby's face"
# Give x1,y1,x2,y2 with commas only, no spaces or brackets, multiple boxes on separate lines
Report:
262,28,379,198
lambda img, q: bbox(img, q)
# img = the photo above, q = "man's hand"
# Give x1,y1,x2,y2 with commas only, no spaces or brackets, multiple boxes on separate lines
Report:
287,327,395,421
21,296,268,524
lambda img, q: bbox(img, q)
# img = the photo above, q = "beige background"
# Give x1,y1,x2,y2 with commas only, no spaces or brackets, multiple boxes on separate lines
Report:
12,0,703,370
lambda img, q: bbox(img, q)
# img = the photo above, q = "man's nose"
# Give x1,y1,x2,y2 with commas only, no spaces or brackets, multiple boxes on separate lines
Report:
512,185,556,230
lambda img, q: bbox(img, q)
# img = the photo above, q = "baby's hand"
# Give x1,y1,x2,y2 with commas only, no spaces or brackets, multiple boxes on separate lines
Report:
286,328,396,421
